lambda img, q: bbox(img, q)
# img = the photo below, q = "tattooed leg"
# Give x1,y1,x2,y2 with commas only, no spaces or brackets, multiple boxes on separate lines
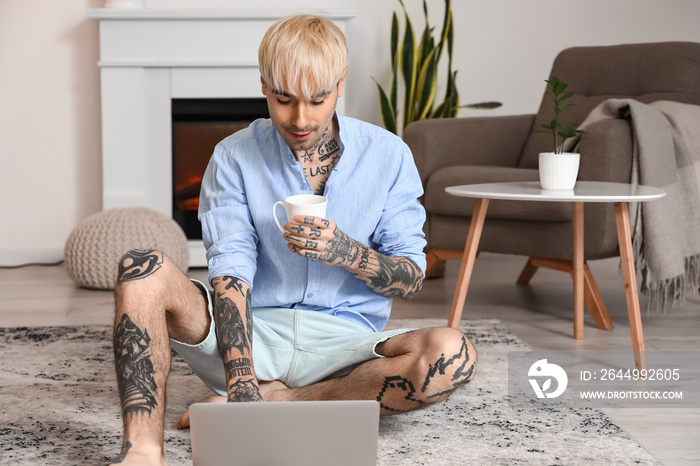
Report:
117,249,163,285
114,314,159,417
111,250,211,465
263,327,477,415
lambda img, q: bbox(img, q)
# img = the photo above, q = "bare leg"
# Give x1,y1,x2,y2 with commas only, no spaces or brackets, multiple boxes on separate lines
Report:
264,327,477,414
110,250,210,466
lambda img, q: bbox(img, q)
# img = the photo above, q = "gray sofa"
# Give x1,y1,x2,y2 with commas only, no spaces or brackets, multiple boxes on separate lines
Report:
404,41,700,277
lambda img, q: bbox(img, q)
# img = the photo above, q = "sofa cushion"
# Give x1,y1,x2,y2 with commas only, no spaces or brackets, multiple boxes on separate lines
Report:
424,165,572,221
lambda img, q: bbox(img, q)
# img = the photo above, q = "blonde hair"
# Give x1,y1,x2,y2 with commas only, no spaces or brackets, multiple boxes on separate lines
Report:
258,15,348,100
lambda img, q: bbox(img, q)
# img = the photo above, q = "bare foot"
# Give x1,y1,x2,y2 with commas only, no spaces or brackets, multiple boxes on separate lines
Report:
259,380,289,401
175,381,290,430
176,395,226,429
109,441,166,466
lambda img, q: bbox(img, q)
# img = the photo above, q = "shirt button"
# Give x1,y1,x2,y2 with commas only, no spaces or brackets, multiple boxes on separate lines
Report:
307,292,314,299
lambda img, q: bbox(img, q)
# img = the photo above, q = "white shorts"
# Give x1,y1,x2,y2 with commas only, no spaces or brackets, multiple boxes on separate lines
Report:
170,279,413,396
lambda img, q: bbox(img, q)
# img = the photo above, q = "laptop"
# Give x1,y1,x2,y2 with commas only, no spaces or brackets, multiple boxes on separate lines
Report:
189,400,380,466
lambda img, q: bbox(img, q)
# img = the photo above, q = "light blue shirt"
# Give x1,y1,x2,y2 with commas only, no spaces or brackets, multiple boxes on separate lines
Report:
199,115,426,332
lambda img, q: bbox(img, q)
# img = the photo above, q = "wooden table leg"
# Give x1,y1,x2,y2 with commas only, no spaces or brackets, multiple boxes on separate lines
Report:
582,263,614,330
614,202,647,370
573,202,584,340
518,257,613,330
447,198,489,328
516,257,539,284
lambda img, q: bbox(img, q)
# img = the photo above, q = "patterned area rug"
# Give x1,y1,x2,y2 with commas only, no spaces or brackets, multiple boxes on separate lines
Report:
0,319,659,465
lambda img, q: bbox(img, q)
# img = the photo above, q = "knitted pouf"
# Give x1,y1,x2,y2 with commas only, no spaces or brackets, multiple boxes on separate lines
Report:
64,207,190,290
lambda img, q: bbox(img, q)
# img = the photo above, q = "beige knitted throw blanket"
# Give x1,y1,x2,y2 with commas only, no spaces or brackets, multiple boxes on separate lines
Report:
570,99,700,311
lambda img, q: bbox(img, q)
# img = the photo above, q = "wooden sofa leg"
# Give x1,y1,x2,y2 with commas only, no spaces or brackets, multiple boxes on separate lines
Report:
425,250,447,279
425,248,468,279
516,258,539,284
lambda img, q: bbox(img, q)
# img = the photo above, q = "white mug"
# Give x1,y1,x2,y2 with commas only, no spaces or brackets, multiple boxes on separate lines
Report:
273,194,328,232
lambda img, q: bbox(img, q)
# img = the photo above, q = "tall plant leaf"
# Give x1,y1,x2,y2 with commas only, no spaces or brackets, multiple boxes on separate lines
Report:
374,81,397,135
376,0,501,135
400,9,418,129
390,12,399,115
415,48,438,120
435,0,451,62
446,8,454,73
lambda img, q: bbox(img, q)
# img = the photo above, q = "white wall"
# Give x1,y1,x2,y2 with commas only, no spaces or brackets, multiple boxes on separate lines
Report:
2,0,700,265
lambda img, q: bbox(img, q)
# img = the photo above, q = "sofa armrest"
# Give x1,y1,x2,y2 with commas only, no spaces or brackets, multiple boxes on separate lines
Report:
403,114,535,185
577,118,634,182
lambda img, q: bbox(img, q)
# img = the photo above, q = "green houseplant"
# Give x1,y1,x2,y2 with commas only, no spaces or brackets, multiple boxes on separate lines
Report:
540,76,585,153
538,76,585,190
374,0,500,136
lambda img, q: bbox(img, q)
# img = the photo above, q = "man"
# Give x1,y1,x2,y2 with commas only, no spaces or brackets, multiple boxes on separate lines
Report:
111,15,477,465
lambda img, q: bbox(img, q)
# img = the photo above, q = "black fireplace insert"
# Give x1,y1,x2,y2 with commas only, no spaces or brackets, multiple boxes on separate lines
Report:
172,98,269,239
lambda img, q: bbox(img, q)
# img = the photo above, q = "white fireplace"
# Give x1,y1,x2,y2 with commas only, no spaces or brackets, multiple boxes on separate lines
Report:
88,8,356,266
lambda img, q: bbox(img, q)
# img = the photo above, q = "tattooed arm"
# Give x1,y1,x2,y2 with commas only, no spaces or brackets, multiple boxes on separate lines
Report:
283,216,423,299
211,275,262,402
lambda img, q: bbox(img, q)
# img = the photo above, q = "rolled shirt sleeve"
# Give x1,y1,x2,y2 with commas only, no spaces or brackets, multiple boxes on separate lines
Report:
199,141,259,288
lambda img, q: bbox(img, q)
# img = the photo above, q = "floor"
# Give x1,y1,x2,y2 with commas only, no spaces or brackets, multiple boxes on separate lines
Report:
1,253,698,465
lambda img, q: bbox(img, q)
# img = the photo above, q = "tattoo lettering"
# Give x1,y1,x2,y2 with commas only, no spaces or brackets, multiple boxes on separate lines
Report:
290,225,304,234
303,216,315,224
308,228,322,238
304,239,319,248
318,138,339,160
421,336,474,397
376,375,425,413
117,249,162,284
313,126,331,152
306,164,333,177
228,379,263,402
114,314,158,417
358,248,370,270
225,357,253,378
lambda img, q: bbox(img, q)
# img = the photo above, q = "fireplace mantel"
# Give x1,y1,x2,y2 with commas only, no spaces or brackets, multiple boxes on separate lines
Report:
88,8,358,20
89,8,356,267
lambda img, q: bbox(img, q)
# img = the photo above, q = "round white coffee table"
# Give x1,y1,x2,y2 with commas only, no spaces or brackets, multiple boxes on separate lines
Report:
445,181,666,369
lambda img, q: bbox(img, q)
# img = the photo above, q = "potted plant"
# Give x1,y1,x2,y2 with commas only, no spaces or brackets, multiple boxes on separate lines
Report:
539,76,585,190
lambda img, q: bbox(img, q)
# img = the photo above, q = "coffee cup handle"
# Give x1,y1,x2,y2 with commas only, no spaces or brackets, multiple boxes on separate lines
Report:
273,201,286,233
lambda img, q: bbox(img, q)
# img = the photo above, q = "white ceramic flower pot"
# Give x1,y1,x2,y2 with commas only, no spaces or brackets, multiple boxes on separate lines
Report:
539,152,580,190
